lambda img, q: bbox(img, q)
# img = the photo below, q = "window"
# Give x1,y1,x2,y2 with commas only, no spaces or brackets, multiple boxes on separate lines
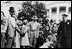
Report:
68,7,71,13
51,7,57,13
59,6,66,12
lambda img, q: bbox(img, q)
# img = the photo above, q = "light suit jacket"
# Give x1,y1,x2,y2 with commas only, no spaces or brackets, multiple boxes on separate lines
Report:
7,16,16,37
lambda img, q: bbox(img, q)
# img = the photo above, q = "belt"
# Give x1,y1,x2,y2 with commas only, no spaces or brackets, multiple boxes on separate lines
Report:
30,30,36,32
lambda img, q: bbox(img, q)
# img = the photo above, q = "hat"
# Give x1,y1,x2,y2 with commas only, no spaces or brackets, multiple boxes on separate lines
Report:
39,18,43,21
32,15,38,19
9,7,15,12
62,14,68,17
50,19,54,23
23,20,28,23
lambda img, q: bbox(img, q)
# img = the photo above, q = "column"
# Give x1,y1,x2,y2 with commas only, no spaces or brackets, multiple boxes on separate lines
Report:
66,6,68,15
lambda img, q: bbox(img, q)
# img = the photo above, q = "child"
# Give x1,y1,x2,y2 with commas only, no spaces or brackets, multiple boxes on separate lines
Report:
21,20,30,48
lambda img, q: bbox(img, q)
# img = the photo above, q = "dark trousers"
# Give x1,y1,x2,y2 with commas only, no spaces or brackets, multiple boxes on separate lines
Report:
1,33,6,48
36,36,44,48
6,37,14,48
60,35,67,48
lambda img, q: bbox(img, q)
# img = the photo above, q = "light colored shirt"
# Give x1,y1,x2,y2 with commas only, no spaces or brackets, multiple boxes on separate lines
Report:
7,15,16,37
28,21,40,30
9,16,16,28
28,21,40,38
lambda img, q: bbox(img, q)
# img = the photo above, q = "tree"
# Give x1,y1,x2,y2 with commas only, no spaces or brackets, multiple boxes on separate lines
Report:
17,1,47,21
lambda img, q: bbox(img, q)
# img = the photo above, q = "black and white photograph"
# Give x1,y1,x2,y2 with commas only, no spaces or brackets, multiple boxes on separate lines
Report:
1,1,71,48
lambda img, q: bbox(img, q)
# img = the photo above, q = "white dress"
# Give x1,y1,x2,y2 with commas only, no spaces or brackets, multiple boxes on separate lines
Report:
15,31,20,48
21,25,30,46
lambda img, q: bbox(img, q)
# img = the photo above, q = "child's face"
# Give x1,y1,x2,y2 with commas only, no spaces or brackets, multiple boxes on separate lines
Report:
46,26,49,30
46,39,49,42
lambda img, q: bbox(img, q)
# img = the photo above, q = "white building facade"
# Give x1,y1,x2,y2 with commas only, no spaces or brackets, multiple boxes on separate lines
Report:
46,1,71,22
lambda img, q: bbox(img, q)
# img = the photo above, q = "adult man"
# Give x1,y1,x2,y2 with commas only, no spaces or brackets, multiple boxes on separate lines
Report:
6,7,21,48
57,14,70,48
65,20,71,48
1,11,7,48
28,15,40,48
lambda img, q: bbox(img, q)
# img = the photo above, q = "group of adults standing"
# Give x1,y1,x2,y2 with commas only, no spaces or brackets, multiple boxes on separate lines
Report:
1,6,71,48
1,7,44,48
